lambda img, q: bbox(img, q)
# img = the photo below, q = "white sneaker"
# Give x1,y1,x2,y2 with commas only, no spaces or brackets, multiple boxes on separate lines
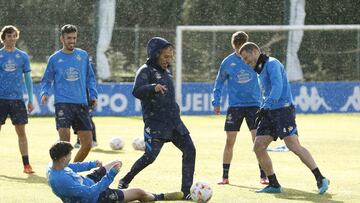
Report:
74,142,81,148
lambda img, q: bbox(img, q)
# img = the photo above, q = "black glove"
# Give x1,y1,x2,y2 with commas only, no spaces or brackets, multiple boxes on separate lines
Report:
254,108,269,128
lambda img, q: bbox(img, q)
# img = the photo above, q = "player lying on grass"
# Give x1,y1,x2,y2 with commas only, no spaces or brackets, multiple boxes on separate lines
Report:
47,141,183,203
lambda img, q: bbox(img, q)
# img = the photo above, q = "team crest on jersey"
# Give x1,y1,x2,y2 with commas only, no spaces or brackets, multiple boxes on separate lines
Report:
155,72,161,79
230,62,237,67
3,60,16,72
64,67,80,81
15,54,21,58
236,70,252,83
76,55,81,61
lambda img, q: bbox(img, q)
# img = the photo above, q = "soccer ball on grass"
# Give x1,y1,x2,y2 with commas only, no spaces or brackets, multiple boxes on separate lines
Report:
109,136,124,150
190,181,213,203
132,137,145,151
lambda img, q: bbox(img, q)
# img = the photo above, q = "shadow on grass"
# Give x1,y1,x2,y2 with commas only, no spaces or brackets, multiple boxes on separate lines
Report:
0,173,47,185
92,148,125,154
225,184,342,203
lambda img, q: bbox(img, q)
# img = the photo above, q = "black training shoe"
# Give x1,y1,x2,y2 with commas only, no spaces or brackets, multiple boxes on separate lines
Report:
118,179,129,189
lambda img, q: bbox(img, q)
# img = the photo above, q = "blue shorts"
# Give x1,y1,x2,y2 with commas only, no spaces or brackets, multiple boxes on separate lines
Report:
55,103,92,131
0,99,28,125
87,167,125,203
256,105,298,141
224,106,259,131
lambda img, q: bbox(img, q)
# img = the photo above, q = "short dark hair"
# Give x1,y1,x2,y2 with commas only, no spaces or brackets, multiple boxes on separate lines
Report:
49,141,73,161
60,24,77,36
232,31,248,47
0,25,19,43
239,42,260,54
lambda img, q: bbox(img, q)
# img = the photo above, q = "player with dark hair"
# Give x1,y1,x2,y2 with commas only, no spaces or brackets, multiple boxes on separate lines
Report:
239,42,329,194
41,24,97,162
212,31,267,185
0,25,34,173
118,37,196,200
47,141,183,203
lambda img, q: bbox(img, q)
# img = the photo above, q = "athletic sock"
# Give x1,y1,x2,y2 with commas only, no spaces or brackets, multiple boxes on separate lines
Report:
267,174,281,188
153,193,164,200
22,155,29,166
311,168,325,187
259,164,266,178
223,164,230,179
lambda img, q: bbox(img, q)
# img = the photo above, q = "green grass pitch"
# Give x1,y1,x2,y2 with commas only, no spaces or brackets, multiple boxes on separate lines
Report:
0,114,359,202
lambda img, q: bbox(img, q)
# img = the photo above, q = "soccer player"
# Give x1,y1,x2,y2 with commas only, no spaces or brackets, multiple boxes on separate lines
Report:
212,31,268,185
118,37,196,200
47,141,184,203
41,24,97,162
0,25,34,173
239,42,329,194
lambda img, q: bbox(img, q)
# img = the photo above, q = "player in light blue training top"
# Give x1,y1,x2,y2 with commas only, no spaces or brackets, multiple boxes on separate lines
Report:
239,42,329,194
41,24,97,162
212,31,267,185
0,25,34,174
47,141,184,203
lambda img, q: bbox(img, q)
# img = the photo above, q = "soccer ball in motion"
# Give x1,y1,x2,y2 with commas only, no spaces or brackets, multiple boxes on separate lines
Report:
132,137,145,151
190,181,213,203
109,136,124,150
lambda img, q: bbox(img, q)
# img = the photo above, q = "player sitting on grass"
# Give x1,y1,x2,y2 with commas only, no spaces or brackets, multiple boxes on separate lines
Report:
47,141,183,203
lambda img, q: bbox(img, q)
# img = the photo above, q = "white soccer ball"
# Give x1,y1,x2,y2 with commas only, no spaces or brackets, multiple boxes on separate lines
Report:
132,137,145,151
190,181,213,203
109,136,124,150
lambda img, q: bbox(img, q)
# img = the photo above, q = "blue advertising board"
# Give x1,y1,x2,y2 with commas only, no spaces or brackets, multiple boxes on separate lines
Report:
27,82,360,116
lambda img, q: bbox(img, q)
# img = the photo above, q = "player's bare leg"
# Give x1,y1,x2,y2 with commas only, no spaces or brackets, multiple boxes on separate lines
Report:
284,135,317,169
253,136,274,175
15,124,34,173
251,129,268,184
58,128,71,141
284,135,329,194
253,135,281,193
73,130,92,162
219,131,237,184
15,124,28,156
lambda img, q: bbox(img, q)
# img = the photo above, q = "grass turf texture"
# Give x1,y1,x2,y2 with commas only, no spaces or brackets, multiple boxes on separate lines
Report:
0,114,359,202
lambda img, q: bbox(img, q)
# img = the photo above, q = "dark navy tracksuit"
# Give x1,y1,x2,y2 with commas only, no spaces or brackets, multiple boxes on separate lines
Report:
120,37,196,195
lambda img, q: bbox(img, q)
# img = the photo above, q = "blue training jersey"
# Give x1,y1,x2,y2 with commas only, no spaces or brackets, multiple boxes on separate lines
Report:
47,161,117,203
212,52,261,107
41,48,97,104
259,57,294,109
0,48,31,100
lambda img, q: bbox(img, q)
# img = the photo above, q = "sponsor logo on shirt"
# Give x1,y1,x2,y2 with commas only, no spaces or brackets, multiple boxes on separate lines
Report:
64,67,80,81
236,70,252,83
3,60,16,72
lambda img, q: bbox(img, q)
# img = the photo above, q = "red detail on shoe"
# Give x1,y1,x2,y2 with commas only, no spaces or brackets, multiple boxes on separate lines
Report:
260,177,269,185
24,164,35,174
217,178,229,185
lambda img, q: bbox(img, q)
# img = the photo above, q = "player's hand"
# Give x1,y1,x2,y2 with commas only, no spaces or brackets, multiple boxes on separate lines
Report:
95,160,102,167
41,95,48,104
213,106,221,115
27,103,34,113
112,161,122,172
154,84,167,94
